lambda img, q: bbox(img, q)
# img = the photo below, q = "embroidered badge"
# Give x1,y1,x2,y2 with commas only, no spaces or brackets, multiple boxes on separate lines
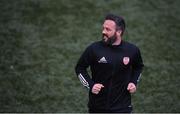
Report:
123,57,130,65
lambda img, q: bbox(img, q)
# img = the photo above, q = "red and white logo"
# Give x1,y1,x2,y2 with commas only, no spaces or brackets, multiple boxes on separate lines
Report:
123,57,130,65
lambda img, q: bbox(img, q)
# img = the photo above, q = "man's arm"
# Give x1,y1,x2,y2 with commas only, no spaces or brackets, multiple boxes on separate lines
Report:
130,48,144,88
75,45,95,90
127,48,143,93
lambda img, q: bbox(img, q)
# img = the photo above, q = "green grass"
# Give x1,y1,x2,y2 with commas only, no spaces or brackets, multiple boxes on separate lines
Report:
0,0,179,112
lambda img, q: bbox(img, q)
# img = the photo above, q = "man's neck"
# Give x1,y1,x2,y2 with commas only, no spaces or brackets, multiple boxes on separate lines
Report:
112,37,122,45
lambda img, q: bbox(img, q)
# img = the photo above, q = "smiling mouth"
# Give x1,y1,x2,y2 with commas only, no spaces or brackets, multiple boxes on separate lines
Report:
103,34,108,38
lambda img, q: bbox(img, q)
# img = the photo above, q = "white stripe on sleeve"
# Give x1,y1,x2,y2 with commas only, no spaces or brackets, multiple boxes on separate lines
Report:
137,73,142,82
78,73,89,89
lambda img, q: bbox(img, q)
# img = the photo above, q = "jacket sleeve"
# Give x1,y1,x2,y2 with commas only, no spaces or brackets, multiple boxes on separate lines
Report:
131,48,144,85
75,45,95,90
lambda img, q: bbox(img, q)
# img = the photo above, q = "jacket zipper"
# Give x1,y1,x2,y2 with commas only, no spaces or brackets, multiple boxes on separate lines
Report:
107,52,116,109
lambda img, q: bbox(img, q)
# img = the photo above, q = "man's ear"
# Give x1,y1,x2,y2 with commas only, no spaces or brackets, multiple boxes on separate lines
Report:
116,30,122,36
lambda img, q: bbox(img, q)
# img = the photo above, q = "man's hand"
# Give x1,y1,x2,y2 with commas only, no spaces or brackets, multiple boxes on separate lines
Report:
92,83,104,94
127,82,136,93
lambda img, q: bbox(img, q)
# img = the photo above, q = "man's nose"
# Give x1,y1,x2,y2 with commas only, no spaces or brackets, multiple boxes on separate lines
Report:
102,29,106,34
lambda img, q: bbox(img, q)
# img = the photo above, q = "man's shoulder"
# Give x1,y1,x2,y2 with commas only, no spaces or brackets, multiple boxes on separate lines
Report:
123,41,139,50
122,41,141,54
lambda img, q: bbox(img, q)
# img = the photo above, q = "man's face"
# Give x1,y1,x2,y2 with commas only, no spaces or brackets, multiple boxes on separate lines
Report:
102,20,117,45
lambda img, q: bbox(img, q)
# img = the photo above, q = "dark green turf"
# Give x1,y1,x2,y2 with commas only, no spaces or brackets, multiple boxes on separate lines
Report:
0,0,179,112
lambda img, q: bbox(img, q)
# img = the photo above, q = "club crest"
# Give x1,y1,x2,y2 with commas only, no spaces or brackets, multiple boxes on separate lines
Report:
123,57,130,65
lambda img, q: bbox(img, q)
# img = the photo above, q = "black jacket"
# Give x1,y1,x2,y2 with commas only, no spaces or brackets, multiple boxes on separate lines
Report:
75,40,144,111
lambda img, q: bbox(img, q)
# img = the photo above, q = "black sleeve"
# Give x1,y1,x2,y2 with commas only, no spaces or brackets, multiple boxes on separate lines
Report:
131,48,144,85
75,45,95,90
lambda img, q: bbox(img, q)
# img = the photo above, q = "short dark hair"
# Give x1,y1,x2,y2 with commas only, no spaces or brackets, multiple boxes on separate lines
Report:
105,14,126,36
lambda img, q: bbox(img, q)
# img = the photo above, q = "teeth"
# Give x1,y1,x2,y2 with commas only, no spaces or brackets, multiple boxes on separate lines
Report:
104,36,107,39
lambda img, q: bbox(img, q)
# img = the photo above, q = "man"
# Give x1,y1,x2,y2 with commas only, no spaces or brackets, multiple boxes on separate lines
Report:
75,14,144,113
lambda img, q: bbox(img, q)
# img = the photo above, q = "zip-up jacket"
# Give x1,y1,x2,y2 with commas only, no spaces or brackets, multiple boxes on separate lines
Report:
75,40,144,111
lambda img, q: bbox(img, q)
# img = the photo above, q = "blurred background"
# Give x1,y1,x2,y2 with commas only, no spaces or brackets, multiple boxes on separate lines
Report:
0,0,179,112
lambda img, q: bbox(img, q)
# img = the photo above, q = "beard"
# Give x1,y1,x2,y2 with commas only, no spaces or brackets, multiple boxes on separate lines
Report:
102,33,117,46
